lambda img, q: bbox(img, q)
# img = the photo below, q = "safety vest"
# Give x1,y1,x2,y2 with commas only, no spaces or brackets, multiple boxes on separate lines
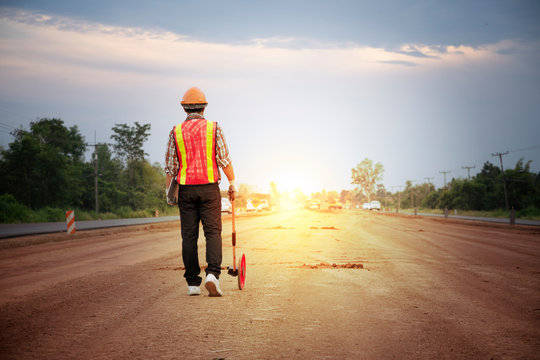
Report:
173,118,220,185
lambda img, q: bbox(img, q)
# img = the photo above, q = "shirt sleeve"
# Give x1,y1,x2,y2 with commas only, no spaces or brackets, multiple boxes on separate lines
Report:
215,123,232,168
164,129,179,176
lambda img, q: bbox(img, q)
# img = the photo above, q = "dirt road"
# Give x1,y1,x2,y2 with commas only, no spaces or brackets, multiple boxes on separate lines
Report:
0,209,539,359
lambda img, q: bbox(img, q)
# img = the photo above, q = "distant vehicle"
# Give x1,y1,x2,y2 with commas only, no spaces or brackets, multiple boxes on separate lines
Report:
221,198,232,214
257,199,270,211
306,200,321,209
249,193,272,211
246,199,256,212
362,202,371,210
328,200,343,210
370,200,381,211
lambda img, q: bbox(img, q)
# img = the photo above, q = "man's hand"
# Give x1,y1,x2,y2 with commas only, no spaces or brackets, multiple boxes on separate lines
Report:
228,180,238,201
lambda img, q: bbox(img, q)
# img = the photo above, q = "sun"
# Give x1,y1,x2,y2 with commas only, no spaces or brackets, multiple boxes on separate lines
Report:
270,173,316,195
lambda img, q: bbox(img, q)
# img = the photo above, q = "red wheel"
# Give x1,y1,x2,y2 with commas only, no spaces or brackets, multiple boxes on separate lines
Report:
238,253,246,290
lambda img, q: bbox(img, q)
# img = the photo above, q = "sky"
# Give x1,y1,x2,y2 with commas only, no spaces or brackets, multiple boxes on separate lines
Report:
0,0,539,195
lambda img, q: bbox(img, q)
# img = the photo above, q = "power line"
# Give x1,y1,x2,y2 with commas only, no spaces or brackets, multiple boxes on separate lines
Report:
0,107,36,123
412,142,540,190
509,144,540,153
0,123,16,130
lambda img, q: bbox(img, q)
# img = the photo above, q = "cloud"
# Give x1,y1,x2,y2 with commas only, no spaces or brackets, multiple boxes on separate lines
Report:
380,60,418,67
393,45,441,59
0,7,522,87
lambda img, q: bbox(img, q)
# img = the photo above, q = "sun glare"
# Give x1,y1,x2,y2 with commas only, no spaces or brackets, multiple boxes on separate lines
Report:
271,173,314,195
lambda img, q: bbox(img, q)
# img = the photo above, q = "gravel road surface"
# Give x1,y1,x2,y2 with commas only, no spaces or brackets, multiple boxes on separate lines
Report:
0,209,538,359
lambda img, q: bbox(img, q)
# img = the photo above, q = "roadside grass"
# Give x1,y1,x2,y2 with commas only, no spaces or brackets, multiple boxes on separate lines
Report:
1,205,180,224
397,208,540,221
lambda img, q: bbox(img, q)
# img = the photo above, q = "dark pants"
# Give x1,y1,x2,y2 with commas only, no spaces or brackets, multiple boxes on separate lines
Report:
177,183,222,286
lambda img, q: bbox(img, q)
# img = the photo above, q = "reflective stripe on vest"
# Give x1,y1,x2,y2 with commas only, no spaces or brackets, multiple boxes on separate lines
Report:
173,119,219,185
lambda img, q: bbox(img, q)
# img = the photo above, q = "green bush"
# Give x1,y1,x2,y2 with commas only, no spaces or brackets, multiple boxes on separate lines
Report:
517,206,540,220
490,208,509,218
0,194,31,223
115,206,134,219
33,207,66,222
72,209,95,221
98,212,120,220
160,206,179,216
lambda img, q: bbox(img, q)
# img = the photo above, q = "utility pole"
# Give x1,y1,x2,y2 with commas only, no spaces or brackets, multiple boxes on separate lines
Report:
86,142,101,216
391,186,404,213
412,185,416,215
86,133,112,216
424,177,434,195
94,147,98,214
439,171,450,189
410,180,416,209
462,165,476,181
492,151,509,212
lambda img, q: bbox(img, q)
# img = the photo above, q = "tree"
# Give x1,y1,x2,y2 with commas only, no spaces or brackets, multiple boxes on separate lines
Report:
376,184,387,200
90,144,124,212
110,122,151,164
110,122,152,205
235,184,253,208
311,189,327,202
422,189,442,209
0,118,86,208
326,190,340,202
0,118,179,218
351,158,384,202
292,188,307,206
443,178,486,210
505,158,539,210
340,190,351,204
270,181,281,207
418,159,539,212
474,161,504,210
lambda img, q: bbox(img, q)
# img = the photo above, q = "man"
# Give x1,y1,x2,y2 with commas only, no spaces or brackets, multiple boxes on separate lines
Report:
165,87,237,297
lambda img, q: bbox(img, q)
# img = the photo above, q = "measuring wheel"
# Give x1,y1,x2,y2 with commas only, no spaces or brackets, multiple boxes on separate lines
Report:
238,253,246,290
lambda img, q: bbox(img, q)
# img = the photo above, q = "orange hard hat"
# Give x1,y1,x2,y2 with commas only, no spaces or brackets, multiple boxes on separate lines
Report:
181,87,207,107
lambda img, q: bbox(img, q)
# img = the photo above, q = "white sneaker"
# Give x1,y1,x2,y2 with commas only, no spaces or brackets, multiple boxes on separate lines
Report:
205,274,223,297
187,285,201,296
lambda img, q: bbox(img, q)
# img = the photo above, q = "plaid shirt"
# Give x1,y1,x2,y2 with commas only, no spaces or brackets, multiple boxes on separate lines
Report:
164,114,232,177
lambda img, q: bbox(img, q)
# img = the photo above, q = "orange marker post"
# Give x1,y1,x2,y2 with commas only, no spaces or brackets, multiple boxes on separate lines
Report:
66,210,76,235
